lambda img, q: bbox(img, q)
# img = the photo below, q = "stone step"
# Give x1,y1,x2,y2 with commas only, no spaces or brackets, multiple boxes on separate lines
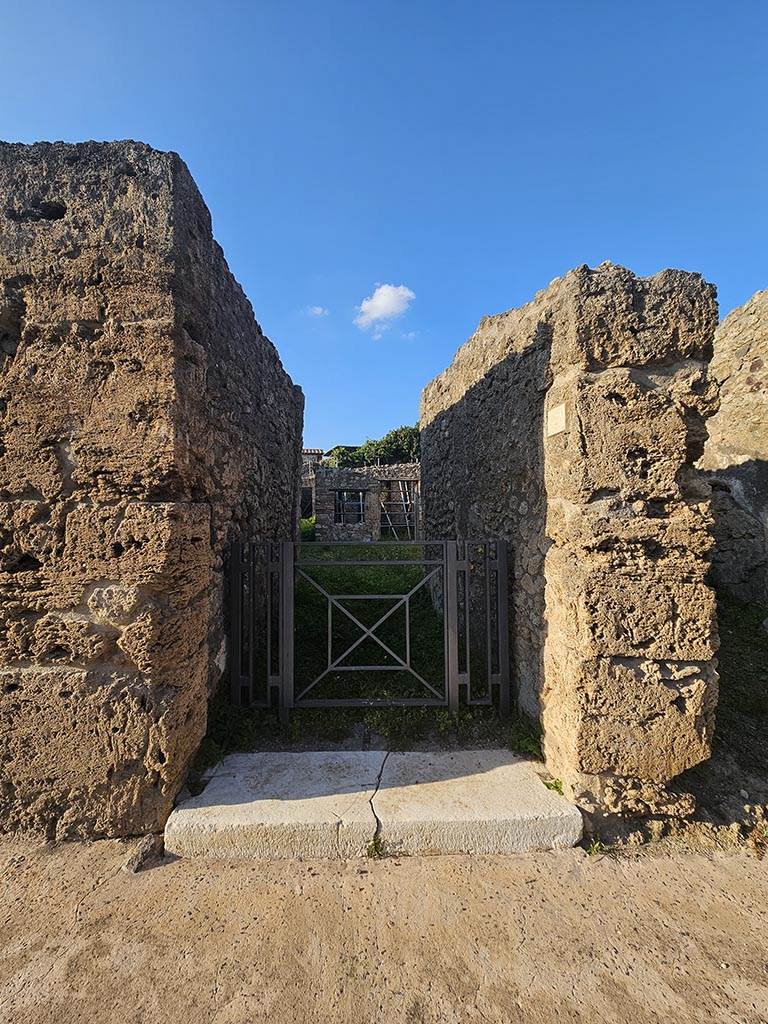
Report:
164,749,583,860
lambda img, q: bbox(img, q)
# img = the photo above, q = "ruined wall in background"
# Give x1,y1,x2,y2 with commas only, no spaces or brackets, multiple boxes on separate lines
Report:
421,263,720,816
314,463,421,542
0,141,303,839
700,290,768,605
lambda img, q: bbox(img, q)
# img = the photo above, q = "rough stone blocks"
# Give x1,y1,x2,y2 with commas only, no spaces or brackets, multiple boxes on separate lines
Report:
0,142,303,838
421,262,720,816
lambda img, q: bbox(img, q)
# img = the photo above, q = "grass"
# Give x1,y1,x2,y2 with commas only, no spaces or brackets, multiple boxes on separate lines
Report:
585,837,607,856
505,715,543,760
300,516,316,541
192,539,545,767
366,833,385,859
716,598,768,718
191,682,282,776
192,669,545,775
543,778,564,795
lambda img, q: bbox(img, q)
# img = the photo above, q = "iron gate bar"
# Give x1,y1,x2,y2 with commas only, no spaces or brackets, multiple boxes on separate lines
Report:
445,541,459,712
294,564,445,702
279,541,294,722
228,538,511,718
455,541,471,697
298,559,445,565
495,540,511,715
228,540,243,705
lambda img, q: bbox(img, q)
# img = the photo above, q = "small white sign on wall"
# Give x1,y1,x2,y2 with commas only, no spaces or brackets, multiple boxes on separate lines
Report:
547,403,567,437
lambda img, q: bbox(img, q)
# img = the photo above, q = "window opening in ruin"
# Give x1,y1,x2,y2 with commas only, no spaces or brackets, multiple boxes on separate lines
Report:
334,489,365,525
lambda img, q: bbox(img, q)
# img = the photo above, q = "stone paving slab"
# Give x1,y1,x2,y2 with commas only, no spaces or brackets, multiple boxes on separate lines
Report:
375,750,583,855
165,751,385,860
165,749,582,860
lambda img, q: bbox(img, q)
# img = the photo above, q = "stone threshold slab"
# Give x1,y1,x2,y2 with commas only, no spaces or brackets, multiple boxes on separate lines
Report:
164,749,583,860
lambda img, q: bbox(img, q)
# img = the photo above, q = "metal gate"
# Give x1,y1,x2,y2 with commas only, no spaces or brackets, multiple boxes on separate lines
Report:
228,540,510,721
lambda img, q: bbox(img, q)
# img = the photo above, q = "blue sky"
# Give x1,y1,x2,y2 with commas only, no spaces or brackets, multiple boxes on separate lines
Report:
3,1,767,448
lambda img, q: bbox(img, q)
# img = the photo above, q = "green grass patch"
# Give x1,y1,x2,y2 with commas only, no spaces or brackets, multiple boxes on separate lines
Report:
717,598,768,718
294,543,447,703
543,777,564,795
300,516,316,541
194,679,543,769
505,715,543,760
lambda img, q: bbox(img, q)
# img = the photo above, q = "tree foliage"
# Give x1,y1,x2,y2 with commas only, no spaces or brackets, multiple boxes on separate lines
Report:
325,425,420,467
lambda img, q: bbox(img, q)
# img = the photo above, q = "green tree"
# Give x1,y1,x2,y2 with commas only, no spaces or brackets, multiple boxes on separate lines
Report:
326,425,419,467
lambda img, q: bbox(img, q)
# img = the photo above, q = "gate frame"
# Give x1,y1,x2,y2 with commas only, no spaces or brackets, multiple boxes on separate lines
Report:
228,538,511,721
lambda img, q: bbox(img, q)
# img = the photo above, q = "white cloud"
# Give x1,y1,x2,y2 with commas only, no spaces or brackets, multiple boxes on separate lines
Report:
354,283,415,339
306,305,329,317
402,330,420,341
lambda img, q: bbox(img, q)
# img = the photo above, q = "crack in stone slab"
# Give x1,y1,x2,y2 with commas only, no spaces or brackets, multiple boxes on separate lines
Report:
368,750,391,847
329,751,389,855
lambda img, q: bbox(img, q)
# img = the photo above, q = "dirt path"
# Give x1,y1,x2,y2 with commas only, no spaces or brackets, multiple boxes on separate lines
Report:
1,839,766,1024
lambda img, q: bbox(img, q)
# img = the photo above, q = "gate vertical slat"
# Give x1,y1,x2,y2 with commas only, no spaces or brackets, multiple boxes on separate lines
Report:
229,540,243,706
458,542,470,693
484,541,493,701
266,543,273,701
279,540,295,724
445,540,460,713
496,540,511,716
247,541,255,707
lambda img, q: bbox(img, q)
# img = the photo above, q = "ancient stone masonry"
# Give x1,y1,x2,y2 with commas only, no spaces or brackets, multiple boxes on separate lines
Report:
0,141,303,838
313,463,421,542
421,263,720,817
700,289,768,605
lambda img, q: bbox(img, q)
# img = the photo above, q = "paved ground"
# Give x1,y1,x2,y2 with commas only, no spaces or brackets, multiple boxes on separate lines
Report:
1,838,766,1024
166,750,582,859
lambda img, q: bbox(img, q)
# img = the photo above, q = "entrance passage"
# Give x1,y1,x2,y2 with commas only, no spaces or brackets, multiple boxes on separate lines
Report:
228,541,510,720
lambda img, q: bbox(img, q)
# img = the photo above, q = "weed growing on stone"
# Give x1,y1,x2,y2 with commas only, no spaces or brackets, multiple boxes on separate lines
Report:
586,837,607,856
366,833,385,859
543,778,564,795
505,716,543,760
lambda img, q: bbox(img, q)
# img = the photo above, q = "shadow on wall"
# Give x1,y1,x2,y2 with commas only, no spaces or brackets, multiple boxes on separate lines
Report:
420,322,553,718
707,458,768,606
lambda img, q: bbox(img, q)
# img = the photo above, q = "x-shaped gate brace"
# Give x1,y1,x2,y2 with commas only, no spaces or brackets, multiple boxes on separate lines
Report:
228,539,511,721
294,565,445,702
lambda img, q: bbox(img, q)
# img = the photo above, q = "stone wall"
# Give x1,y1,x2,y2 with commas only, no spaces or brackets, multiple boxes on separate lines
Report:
421,303,551,716
700,290,768,604
314,463,420,542
421,263,719,816
0,141,303,838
